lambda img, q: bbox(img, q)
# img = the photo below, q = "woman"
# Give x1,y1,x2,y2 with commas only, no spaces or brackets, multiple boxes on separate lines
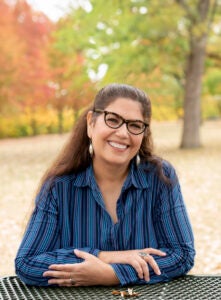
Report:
15,83,195,287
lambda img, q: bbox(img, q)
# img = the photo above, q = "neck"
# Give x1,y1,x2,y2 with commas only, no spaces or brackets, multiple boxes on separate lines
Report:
92,160,129,184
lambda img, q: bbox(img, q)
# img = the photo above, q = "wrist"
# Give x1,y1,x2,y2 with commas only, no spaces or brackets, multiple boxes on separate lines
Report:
103,264,120,286
98,251,111,263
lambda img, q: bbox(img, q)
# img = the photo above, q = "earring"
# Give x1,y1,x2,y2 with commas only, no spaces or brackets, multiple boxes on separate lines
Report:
136,153,140,167
89,141,94,157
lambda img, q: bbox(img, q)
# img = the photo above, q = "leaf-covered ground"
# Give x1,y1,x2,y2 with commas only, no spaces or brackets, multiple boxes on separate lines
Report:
0,120,220,276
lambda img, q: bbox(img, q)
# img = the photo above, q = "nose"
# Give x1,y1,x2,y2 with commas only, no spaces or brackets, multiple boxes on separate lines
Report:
115,122,129,137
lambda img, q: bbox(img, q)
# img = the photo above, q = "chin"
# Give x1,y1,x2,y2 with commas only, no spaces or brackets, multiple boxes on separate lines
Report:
105,159,130,167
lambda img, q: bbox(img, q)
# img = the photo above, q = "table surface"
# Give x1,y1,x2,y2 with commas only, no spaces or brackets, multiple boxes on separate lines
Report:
0,275,221,300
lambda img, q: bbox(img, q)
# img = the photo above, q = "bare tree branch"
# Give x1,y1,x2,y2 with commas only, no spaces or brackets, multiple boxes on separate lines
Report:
207,0,218,31
175,0,196,19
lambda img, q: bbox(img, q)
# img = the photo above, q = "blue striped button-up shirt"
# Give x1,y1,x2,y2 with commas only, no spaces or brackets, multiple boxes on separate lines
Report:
15,161,195,286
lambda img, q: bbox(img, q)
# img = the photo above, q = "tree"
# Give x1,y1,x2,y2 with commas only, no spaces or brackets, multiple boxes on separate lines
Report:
10,0,54,134
176,0,219,148
47,17,96,133
0,0,23,114
63,0,220,148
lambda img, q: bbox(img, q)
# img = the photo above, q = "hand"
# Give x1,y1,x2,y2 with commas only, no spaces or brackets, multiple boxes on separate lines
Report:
98,248,166,282
43,249,119,287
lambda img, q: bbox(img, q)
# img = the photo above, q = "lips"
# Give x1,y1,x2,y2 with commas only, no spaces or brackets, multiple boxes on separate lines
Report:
108,141,128,150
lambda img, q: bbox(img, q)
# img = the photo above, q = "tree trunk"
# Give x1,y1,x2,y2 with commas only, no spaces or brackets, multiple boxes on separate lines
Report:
58,109,64,134
180,35,207,148
180,0,210,148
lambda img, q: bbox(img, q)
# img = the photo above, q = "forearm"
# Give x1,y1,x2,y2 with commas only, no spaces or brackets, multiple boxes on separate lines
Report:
42,249,120,287
100,265,120,286
111,246,195,286
98,250,123,263
153,245,195,279
15,247,100,286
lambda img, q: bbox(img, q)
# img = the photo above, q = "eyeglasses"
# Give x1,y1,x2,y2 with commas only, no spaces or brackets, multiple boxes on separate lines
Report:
94,109,148,135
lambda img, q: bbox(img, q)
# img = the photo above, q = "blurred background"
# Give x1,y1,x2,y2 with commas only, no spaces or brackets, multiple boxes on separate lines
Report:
0,0,221,277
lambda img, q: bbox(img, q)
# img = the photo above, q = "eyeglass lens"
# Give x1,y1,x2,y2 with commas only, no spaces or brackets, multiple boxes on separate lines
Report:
104,112,146,135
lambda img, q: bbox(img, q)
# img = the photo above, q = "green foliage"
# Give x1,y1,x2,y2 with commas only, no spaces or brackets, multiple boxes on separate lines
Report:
205,69,221,94
0,0,220,138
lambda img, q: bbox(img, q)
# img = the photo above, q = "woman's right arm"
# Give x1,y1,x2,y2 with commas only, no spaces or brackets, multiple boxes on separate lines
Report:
15,186,99,286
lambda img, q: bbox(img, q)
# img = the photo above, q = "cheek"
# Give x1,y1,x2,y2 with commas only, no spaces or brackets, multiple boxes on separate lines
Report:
88,118,102,139
134,136,143,148
90,121,106,141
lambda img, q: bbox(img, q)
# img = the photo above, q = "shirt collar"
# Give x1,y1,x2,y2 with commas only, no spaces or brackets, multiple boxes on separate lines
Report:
73,164,97,189
124,161,150,190
73,162,150,190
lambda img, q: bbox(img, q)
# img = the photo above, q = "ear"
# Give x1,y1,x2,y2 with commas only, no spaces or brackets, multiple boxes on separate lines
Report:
87,111,93,138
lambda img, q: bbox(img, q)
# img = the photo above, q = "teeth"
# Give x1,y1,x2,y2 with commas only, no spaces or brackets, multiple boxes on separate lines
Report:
109,141,127,149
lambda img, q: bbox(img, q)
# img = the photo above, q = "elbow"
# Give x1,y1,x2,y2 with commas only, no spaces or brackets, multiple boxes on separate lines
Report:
183,249,195,274
178,247,196,276
15,257,48,286
165,247,196,280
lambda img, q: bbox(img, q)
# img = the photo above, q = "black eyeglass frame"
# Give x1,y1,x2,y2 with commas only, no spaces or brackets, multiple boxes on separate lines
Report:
93,109,149,135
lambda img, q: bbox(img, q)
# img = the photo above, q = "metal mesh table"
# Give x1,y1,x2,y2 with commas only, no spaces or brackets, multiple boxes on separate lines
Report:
0,275,221,300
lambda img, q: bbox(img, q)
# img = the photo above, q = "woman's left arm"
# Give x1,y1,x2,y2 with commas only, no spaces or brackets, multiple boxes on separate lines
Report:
149,166,195,282
101,165,195,286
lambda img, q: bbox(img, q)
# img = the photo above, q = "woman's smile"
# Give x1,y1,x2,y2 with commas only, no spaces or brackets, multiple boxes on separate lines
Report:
108,141,128,150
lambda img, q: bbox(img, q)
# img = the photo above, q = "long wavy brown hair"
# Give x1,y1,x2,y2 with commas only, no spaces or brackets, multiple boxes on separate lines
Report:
37,83,169,194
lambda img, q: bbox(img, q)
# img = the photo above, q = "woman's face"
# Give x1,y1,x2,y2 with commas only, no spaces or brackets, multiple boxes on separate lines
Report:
87,97,144,169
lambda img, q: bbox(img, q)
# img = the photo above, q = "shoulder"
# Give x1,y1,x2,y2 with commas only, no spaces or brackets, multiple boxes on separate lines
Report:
139,159,176,176
35,170,88,209
138,159,178,186
49,166,94,195
161,160,177,178
38,174,78,197
53,173,77,185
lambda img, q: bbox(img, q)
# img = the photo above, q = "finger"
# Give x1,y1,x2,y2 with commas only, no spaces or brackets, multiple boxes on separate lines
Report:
48,264,75,271
140,259,150,282
145,248,166,256
136,257,150,282
48,278,73,287
131,261,144,280
74,249,94,260
145,255,161,275
132,258,150,281
43,270,69,279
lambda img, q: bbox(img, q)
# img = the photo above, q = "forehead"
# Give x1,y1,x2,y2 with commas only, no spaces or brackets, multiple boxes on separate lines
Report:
105,97,143,120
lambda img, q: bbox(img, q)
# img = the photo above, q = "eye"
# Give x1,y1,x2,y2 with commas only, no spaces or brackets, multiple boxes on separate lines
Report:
128,122,144,130
106,114,121,127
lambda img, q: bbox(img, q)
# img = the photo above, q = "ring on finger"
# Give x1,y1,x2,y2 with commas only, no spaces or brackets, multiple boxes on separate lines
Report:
138,252,148,258
69,275,76,286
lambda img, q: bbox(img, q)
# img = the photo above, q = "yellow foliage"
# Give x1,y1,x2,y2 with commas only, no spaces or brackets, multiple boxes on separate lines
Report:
152,104,180,121
151,94,182,121
0,97,219,138
0,108,74,138
202,96,221,119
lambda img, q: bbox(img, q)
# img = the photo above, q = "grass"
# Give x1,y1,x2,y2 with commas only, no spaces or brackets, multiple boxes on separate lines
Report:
0,120,221,276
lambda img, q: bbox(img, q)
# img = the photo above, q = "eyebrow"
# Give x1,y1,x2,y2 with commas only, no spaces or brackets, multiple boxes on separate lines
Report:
103,110,148,125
